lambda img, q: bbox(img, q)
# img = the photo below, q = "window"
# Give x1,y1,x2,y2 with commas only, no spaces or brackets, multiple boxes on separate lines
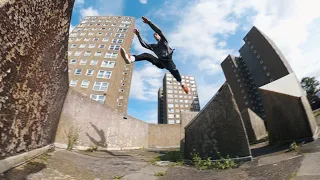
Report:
88,32,94,35
75,38,82,41
90,60,98,66
122,20,131,24
168,114,174,118
93,82,109,91
77,59,86,65
90,94,106,104
119,24,130,28
168,108,174,113
121,83,125,86
184,100,188,103
86,69,94,76
80,33,86,36
168,104,174,108
167,90,173,93
266,72,270,76
168,94,173,98
68,51,73,56
79,44,86,48
74,51,82,56
185,105,189,107
263,66,267,70
97,70,112,79
260,60,264,64
108,28,114,31
115,33,125,38
81,80,90,88
111,23,117,26
84,51,91,56
95,52,102,56
118,103,122,106
168,120,175,124
117,28,128,32
109,45,121,50
99,44,106,48
69,80,77,86
112,39,123,44
101,61,116,68
70,59,77,64
75,69,82,75
119,96,123,99
102,38,109,42
97,32,103,35
71,44,77,48
106,32,112,36
176,120,181,124
168,99,174,103
93,38,99,41
89,44,96,48
104,52,118,59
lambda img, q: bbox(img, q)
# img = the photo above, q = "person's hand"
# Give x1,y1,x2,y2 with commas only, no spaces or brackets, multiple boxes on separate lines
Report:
134,29,140,36
142,16,149,24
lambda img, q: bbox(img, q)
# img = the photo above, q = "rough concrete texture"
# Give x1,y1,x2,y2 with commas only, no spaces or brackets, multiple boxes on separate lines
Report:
4,140,320,180
184,83,251,160
241,108,267,143
0,0,74,159
260,84,318,144
148,124,181,148
316,115,320,127
55,89,149,150
180,112,198,141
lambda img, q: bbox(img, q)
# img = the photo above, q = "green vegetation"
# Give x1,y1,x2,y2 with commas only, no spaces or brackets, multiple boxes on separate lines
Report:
85,145,98,152
289,172,297,180
67,126,79,150
191,151,236,170
113,175,123,179
314,110,320,117
149,150,184,166
289,141,301,153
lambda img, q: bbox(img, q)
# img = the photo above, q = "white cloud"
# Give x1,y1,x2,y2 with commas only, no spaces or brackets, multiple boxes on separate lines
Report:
147,0,320,107
80,7,100,19
139,0,148,4
130,64,164,101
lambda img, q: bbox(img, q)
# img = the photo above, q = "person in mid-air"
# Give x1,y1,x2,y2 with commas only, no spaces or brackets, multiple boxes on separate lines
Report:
120,16,189,94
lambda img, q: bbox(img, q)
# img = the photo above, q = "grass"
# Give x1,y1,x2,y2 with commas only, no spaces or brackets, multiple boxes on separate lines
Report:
314,110,320,117
113,175,123,179
191,151,237,170
149,150,184,166
85,146,98,152
154,172,167,177
289,171,297,180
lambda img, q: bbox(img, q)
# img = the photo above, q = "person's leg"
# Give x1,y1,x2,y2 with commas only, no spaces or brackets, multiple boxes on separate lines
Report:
120,48,164,69
162,60,189,94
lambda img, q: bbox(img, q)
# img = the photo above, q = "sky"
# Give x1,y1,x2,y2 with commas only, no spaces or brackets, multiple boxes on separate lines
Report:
70,0,320,123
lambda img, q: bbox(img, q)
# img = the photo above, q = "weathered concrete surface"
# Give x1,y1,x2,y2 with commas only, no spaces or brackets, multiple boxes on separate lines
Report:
241,108,267,143
0,0,74,159
55,89,149,150
180,112,198,153
184,83,251,160
260,74,318,145
316,115,320,127
148,124,181,148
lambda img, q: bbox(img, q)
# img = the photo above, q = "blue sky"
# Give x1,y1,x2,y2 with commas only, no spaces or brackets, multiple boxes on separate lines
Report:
70,0,320,123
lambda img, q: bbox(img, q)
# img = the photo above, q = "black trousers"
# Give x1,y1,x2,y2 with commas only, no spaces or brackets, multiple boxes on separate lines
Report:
133,53,182,82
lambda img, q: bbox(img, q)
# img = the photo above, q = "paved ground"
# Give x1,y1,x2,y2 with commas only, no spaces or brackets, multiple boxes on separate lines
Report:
0,139,319,180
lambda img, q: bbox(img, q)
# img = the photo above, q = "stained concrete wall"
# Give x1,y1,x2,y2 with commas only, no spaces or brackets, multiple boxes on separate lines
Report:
55,89,149,150
241,108,267,143
260,74,318,144
148,124,181,148
184,83,251,160
0,0,74,158
180,112,198,141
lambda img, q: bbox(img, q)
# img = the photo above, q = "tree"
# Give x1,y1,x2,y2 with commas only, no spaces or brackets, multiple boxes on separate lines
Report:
300,77,319,97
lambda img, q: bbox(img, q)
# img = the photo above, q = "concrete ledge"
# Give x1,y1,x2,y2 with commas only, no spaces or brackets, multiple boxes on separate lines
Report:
0,145,52,173
54,143,143,151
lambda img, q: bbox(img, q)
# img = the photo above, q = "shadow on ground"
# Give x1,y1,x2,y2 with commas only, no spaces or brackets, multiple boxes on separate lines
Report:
0,161,46,180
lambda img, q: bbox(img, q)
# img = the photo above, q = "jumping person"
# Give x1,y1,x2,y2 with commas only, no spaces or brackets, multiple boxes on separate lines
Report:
120,16,189,94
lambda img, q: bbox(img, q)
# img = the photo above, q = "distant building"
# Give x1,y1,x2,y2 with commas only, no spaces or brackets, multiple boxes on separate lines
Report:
221,26,294,118
67,16,135,113
158,73,200,124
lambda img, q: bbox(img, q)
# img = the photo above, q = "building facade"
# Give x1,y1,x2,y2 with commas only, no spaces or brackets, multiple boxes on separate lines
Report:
221,26,293,118
158,73,200,124
67,16,135,113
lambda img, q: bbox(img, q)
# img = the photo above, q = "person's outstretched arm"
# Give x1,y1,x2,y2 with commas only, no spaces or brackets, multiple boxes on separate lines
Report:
134,29,153,50
142,16,168,42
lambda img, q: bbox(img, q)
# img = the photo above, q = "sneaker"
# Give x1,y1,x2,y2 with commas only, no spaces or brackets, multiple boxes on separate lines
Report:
120,48,131,64
182,84,189,94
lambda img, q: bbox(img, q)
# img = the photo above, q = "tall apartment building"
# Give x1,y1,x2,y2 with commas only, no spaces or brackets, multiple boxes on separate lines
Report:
158,73,200,124
67,16,135,113
221,26,293,118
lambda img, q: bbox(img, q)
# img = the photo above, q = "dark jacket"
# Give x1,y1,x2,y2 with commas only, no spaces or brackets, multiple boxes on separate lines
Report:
137,21,174,60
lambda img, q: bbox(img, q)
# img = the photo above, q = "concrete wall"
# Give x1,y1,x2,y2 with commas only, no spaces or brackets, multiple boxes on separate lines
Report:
55,89,183,150
180,112,198,141
316,115,320,127
148,124,181,148
241,108,267,143
0,0,74,158
260,74,318,144
55,89,149,150
184,83,251,160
